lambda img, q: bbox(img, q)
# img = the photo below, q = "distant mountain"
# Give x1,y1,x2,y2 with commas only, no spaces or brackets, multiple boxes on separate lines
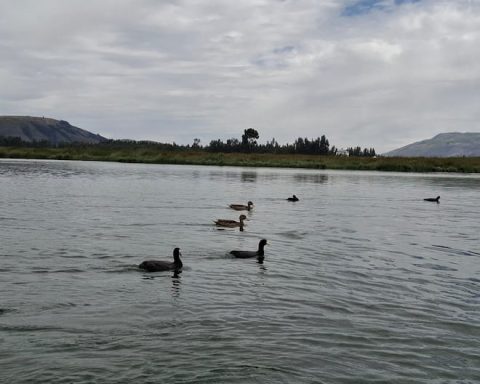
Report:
384,132,480,157
0,116,107,145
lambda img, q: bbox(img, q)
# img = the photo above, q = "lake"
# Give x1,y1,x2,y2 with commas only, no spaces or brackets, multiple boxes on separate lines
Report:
1,159,479,383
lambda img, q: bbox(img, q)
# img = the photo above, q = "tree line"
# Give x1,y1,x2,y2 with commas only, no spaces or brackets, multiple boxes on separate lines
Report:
206,128,375,156
0,128,376,157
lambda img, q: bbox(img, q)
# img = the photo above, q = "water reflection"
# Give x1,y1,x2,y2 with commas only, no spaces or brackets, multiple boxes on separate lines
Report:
171,274,181,298
0,159,114,179
293,173,328,184
418,176,480,189
207,169,285,183
241,171,257,182
257,259,267,267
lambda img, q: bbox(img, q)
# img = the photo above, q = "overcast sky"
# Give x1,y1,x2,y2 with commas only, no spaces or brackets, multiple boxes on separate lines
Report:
1,0,479,152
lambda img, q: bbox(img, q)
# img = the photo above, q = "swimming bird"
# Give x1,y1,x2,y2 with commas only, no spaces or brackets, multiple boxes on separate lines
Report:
214,214,247,230
230,239,268,260
139,247,183,272
287,195,299,202
424,196,440,203
229,201,254,211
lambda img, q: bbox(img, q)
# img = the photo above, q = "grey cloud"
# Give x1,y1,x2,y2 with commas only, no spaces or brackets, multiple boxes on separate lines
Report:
0,0,479,152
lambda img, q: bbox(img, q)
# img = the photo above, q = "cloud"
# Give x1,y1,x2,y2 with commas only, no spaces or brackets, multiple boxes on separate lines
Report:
0,0,479,152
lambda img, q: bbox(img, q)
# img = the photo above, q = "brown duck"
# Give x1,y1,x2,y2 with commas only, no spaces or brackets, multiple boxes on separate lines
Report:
229,201,254,211
214,214,247,230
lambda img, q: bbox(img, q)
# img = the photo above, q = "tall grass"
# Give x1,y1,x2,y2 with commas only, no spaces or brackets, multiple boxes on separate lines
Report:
1,146,479,173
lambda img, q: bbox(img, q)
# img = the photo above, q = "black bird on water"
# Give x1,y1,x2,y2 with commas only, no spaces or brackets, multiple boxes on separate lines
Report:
424,196,440,203
230,239,268,262
287,195,299,202
139,247,183,272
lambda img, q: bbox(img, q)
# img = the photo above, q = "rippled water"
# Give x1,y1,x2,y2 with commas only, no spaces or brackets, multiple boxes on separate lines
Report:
1,159,479,383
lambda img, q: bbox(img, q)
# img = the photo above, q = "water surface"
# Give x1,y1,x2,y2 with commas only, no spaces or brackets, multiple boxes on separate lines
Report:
1,159,479,383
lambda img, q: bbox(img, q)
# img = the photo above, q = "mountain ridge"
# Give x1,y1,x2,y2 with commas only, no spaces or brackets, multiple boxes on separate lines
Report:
0,116,107,145
384,132,480,157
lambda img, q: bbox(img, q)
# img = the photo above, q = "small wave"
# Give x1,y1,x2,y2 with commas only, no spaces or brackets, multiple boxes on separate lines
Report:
31,269,50,274
430,244,480,257
41,302,78,310
31,268,86,274
52,268,85,273
93,253,113,259
103,265,140,273
118,223,157,228
0,217,17,221
0,308,17,316
0,324,61,332
60,254,87,259
276,230,308,240
413,263,458,272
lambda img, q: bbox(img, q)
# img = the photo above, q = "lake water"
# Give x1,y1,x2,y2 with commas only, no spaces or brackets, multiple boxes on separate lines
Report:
1,159,479,383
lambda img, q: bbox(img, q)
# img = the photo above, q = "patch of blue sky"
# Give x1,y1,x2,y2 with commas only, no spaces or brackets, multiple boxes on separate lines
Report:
342,0,420,17
273,45,296,55
252,45,296,69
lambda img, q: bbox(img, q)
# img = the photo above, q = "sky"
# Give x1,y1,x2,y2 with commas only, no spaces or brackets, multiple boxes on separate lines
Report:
1,0,479,153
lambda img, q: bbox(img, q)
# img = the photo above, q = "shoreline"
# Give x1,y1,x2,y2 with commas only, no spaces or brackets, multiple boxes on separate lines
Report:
1,147,479,173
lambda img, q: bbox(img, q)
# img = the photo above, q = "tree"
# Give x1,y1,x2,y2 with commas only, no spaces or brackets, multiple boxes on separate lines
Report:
192,138,201,149
347,146,377,157
241,128,259,151
319,135,329,155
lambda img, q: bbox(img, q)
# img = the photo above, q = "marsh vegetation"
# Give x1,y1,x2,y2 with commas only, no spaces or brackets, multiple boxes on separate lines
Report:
1,144,479,172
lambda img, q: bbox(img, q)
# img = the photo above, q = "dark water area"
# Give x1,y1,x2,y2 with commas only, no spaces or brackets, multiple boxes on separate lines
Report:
1,159,479,383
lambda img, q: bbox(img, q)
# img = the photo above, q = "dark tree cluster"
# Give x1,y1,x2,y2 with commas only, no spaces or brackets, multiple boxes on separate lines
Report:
0,136,51,147
207,133,338,155
96,139,186,151
347,147,376,157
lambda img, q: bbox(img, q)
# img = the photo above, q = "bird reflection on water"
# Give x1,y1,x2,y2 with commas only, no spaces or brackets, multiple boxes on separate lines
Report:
171,273,181,298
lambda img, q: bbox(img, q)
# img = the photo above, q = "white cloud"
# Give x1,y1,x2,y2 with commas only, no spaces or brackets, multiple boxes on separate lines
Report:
0,0,479,152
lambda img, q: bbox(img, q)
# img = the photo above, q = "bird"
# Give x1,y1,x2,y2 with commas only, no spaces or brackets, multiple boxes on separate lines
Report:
424,196,440,203
229,201,254,211
214,214,247,230
139,247,183,272
230,239,268,260
287,195,299,202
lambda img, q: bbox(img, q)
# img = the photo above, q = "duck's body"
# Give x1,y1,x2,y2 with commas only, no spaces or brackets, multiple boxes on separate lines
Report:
230,239,268,260
215,215,246,229
139,248,183,272
424,196,440,203
287,195,299,202
229,201,254,211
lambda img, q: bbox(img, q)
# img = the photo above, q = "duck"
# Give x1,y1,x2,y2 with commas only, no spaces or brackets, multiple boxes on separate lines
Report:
139,247,183,272
287,195,299,202
424,196,440,203
214,214,247,230
229,201,254,211
230,239,268,260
